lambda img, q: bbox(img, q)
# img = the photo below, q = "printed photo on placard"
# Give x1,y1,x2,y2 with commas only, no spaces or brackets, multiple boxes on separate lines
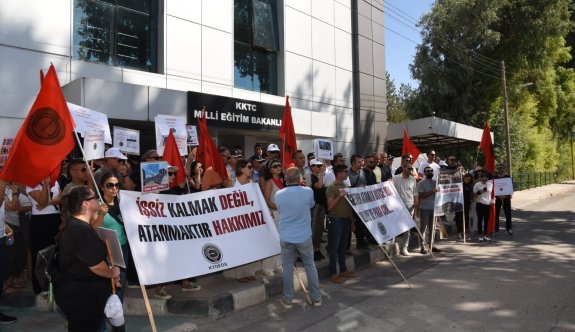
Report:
314,139,333,160
140,161,169,193
113,126,140,155
186,125,199,146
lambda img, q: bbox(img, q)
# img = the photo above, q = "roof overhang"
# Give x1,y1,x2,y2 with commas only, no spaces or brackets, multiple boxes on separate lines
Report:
386,116,493,156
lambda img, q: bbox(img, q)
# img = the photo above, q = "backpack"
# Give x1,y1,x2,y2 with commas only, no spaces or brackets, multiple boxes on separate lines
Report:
35,244,61,292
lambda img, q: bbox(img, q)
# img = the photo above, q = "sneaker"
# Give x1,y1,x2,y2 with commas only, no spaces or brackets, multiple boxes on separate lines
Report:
456,234,463,242
431,247,441,253
400,247,410,256
312,298,323,307
330,274,342,284
339,271,357,278
181,282,202,292
420,248,428,254
478,235,484,241
154,287,172,300
280,298,292,309
484,236,492,242
0,312,17,325
507,229,513,235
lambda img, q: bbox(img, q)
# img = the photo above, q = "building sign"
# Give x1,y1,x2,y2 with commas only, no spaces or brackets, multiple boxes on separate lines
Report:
187,91,283,131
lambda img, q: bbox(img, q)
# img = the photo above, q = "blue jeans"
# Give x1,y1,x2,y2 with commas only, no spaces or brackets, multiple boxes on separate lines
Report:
280,237,321,303
327,217,350,275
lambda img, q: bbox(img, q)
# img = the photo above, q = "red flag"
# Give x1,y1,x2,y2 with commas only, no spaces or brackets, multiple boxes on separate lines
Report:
486,183,497,235
0,65,75,187
401,128,420,162
162,130,186,189
196,110,228,180
279,96,297,167
479,122,495,174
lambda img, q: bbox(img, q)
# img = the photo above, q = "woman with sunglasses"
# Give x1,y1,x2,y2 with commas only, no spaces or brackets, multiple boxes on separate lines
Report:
187,161,203,193
223,159,261,282
55,185,120,332
97,173,130,304
261,161,284,277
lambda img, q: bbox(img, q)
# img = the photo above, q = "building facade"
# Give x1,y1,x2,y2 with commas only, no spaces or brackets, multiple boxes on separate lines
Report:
0,0,387,157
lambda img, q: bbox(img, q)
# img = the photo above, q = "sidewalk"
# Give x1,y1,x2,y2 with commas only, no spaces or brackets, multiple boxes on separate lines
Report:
2,180,575,318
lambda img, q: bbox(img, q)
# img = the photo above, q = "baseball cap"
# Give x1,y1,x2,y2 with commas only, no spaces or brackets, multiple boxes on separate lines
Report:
267,144,280,152
105,147,127,160
167,164,179,172
230,149,243,158
309,159,323,166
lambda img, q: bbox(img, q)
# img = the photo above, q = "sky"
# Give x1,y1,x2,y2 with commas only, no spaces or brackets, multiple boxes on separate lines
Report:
384,0,435,88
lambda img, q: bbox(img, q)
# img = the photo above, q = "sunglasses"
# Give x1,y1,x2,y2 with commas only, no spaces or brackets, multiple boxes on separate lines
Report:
168,172,177,176
271,164,282,169
407,168,414,170
105,183,121,189
425,171,434,173
268,151,280,154
85,195,99,201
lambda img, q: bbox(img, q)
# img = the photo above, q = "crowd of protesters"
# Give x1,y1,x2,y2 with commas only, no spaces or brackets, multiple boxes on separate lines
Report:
0,143,513,328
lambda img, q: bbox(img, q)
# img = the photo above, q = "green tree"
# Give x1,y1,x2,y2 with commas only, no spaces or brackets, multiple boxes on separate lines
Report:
386,72,410,123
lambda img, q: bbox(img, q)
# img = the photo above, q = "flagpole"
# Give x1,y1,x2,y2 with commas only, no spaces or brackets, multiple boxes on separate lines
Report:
73,130,103,201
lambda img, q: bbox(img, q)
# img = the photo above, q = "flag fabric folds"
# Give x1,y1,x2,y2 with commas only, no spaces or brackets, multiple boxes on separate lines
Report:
196,110,228,180
0,64,75,187
401,128,421,162
279,96,297,168
480,122,497,235
162,130,186,189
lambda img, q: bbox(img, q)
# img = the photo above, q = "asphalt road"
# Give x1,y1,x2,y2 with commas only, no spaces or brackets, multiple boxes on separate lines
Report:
3,188,575,332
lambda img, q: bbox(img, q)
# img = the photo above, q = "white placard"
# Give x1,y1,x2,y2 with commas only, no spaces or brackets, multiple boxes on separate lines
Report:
119,183,280,285
155,115,187,156
345,181,416,244
434,168,464,215
186,125,199,146
494,177,514,196
113,126,140,155
314,139,333,161
67,103,112,144
140,161,169,193
97,227,126,269
83,130,105,161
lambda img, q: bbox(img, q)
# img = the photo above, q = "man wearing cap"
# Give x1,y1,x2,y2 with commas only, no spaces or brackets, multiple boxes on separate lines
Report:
309,158,327,260
249,154,265,183
494,164,513,235
228,148,243,186
95,147,135,190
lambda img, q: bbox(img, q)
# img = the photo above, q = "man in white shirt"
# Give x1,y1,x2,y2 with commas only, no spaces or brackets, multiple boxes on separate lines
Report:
418,149,441,181
392,164,419,256
473,175,493,241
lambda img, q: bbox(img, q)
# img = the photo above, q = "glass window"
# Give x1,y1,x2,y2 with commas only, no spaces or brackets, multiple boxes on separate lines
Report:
233,0,279,95
73,0,157,72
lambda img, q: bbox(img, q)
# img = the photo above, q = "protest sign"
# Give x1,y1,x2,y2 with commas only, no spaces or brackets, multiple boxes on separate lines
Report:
83,130,105,161
494,177,514,196
155,115,187,156
67,103,112,144
0,137,15,166
113,126,140,155
345,181,416,244
119,183,280,285
434,168,464,215
140,161,169,193
186,125,199,146
314,139,333,161
97,228,126,268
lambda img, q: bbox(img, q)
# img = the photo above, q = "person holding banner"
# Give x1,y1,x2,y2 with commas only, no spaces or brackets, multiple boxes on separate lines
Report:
326,164,357,283
275,167,322,308
223,160,262,282
261,160,284,277
392,164,419,256
494,165,513,235
55,185,120,332
417,166,441,253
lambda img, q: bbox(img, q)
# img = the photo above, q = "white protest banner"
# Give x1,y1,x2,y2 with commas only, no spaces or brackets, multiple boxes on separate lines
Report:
0,137,15,166
186,125,199,146
67,103,112,144
494,177,514,196
314,139,333,161
345,181,416,244
140,161,169,193
83,130,105,161
97,228,126,268
434,168,464,215
113,126,140,155
119,183,280,285
155,115,187,156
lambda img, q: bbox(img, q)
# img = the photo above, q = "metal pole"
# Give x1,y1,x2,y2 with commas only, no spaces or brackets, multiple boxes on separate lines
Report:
571,134,574,180
501,61,512,177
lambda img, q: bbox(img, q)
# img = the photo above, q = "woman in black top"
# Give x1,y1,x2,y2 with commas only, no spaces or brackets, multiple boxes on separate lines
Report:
55,186,120,332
